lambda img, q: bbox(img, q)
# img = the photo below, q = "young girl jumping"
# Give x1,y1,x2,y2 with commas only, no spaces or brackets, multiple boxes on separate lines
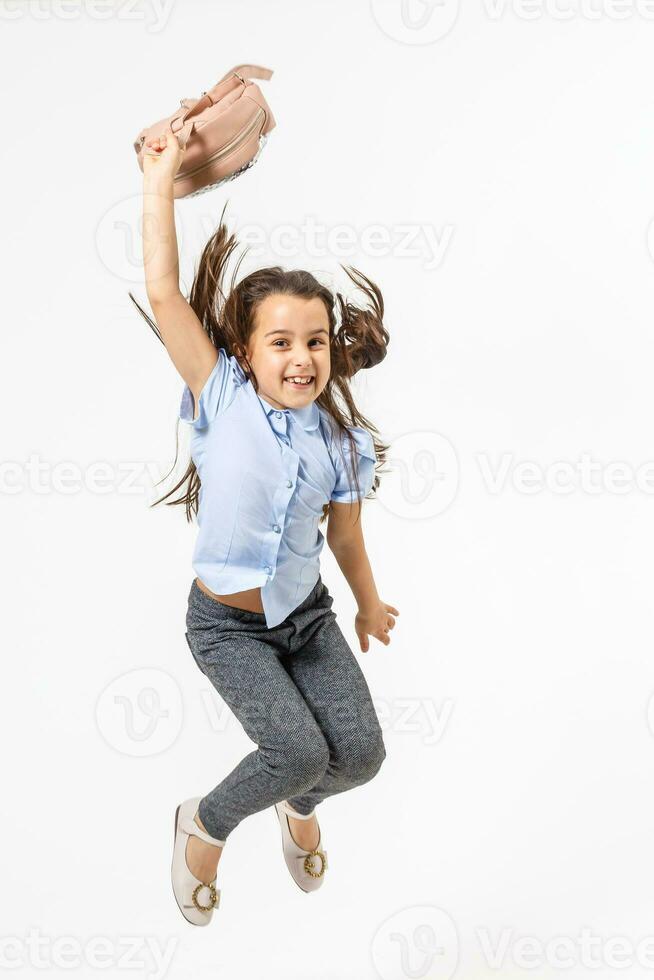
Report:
133,130,399,927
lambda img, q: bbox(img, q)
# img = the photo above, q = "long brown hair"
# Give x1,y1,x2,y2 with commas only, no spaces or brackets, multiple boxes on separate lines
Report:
129,202,390,526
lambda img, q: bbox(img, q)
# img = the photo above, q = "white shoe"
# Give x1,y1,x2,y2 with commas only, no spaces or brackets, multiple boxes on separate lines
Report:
274,800,328,893
171,797,226,926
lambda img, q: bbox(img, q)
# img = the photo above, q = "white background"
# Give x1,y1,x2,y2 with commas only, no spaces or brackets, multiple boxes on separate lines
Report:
3,0,654,977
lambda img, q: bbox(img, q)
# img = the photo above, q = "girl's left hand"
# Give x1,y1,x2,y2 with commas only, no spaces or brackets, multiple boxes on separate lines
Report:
355,601,399,652
142,129,187,180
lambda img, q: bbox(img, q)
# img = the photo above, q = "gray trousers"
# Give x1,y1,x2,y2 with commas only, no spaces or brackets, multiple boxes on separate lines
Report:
184,574,386,840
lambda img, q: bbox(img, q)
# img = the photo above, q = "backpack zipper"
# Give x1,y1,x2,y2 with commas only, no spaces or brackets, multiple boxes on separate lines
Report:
174,106,265,183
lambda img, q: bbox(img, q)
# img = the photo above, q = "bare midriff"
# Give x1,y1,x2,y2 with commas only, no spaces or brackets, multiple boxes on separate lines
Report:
195,577,265,613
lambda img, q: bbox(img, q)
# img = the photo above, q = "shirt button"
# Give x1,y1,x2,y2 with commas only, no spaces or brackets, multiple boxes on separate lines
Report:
275,411,282,418
272,524,281,533
264,565,272,574
286,480,293,488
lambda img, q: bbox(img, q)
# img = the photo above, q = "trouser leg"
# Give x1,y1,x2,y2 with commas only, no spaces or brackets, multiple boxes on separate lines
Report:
282,616,386,816
185,628,330,840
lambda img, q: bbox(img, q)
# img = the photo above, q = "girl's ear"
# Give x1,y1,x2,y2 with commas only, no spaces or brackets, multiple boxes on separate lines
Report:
233,344,252,379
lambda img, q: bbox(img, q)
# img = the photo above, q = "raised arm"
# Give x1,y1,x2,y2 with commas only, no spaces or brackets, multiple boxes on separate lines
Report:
141,131,218,412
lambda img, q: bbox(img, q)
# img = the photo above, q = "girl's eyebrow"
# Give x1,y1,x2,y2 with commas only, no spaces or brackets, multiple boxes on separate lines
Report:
265,328,329,338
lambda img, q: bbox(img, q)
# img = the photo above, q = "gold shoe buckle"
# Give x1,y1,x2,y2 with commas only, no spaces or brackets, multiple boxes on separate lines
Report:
192,881,218,911
304,849,327,878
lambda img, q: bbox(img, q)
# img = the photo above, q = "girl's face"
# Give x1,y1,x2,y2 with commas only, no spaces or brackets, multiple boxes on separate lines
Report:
241,293,331,410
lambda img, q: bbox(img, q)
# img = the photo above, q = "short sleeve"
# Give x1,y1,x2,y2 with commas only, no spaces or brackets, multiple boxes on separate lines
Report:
329,425,376,503
179,348,235,429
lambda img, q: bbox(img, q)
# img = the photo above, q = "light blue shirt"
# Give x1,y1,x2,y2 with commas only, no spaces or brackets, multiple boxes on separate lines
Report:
179,347,376,627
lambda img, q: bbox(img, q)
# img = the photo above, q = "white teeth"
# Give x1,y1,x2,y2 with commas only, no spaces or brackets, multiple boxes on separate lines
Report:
284,376,313,385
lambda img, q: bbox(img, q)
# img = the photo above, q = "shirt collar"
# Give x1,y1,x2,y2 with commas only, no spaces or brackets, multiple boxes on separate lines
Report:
257,392,321,432
229,353,321,432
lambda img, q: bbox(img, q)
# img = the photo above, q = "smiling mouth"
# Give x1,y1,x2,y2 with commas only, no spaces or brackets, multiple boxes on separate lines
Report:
284,376,314,387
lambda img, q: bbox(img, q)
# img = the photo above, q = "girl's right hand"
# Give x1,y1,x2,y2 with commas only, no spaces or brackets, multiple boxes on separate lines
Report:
142,130,186,180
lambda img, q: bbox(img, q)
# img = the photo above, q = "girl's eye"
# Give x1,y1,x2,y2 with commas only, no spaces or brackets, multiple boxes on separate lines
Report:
273,339,323,348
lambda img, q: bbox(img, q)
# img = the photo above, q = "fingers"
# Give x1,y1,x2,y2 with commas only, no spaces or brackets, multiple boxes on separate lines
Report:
357,604,399,651
360,629,390,649
144,132,170,152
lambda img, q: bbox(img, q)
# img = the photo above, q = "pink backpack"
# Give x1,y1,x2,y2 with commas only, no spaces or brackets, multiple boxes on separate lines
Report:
133,64,276,199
